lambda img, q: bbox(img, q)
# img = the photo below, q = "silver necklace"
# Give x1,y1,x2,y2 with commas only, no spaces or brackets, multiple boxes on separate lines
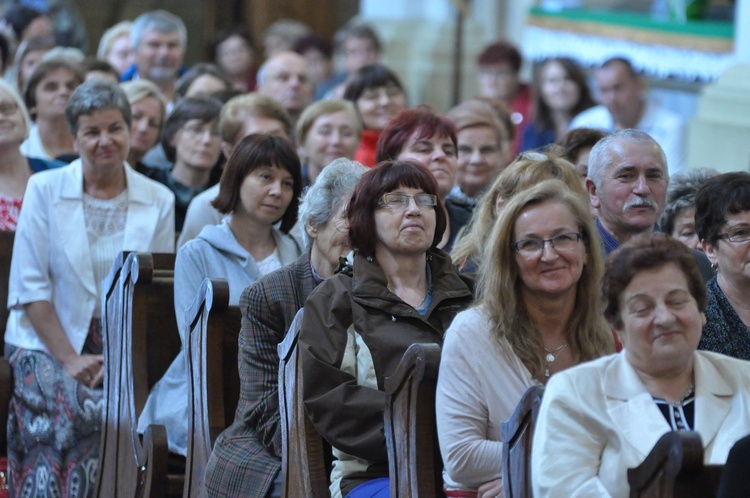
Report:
543,343,569,378
387,284,427,309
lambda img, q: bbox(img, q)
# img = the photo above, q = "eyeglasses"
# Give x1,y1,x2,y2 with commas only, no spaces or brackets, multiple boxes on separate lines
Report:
377,193,437,209
511,232,583,256
0,102,18,116
718,227,750,244
359,85,403,102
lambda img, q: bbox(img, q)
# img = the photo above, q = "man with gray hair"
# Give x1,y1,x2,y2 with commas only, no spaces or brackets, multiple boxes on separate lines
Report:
121,9,187,107
257,51,313,125
587,128,712,278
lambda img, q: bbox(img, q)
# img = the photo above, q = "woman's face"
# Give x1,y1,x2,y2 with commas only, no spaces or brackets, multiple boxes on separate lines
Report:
456,125,509,198
302,48,332,85
216,35,253,74
374,185,436,256
74,108,130,171
397,131,457,199
303,110,360,182
513,199,587,299
173,119,222,171
129,96,163,162
107,35,136,76
308,197,351,275
19,49,49,89
539,61,580,114
703,209,750,286
0,92,26,146
234,164,294,225
355,82,406,131
671,206,700,251
617,263,704,378
33,68,79,120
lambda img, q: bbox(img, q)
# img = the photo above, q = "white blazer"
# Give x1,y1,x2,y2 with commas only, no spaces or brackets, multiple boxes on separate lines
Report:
5,159,175,353
532,351,750,498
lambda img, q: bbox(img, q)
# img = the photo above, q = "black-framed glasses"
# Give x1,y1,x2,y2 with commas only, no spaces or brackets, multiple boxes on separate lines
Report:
718,227,750,244
511,232,583,256
377,193,437,209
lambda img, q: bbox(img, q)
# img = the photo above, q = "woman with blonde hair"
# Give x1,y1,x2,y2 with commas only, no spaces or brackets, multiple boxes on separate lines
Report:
97,21,135,76
437,179,614,497
120,80,167,171
452,151,584,272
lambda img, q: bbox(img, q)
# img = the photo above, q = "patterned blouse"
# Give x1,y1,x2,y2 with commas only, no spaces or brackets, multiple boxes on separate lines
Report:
698,276,750,361
0,193,22,231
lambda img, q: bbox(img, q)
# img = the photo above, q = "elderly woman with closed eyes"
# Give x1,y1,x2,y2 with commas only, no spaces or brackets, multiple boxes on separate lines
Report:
299,160,474,497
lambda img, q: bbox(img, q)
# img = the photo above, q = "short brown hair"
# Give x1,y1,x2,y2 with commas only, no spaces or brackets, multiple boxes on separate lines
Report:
347,160,446,256
211,134,302,233
24,58,84,116
219,93,293,145
602,233,707,330
477,41,522,73
375,106,456,163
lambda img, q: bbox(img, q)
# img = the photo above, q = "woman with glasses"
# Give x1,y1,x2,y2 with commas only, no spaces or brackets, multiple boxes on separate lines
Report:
299,160,474,497
0,79,63,231
437,179,613,497
343,63,407,167
138,134,302,458
144,95,224,231
695,172,750,360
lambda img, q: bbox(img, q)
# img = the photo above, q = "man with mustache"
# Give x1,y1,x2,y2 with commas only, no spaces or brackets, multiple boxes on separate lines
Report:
121,10,187,110
587,129,712,279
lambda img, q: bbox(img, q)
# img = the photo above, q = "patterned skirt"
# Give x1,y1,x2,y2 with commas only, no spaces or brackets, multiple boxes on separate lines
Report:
6,319,103,498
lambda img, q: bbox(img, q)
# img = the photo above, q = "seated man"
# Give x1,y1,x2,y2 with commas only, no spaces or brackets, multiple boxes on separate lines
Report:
570,57,686,175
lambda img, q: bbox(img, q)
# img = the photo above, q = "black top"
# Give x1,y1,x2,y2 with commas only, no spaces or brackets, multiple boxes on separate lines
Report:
699,276,750,361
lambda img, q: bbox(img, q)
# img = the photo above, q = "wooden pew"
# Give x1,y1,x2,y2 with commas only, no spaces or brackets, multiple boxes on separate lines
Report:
384,342,443,498
183,278,242,498
628,431,723,498
501,385,545,498
0,230,14,339
278,309,331,498
95,252,180,498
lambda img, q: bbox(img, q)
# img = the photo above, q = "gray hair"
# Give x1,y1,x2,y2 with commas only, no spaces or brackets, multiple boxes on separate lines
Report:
130,10,187,51
659,167,719,235
588,129,667,189
297,158,367,250
65,80,132,135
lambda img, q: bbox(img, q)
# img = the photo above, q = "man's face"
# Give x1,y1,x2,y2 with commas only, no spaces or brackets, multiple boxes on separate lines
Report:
136,30,184,84
258,53,313,117
595,63,644,128
587,139,668,238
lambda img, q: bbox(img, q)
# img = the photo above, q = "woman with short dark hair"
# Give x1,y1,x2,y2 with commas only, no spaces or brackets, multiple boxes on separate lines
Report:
299,160,474,497
343,63,406,167
532,233,750,498
695,172,750,360
138,134,302,457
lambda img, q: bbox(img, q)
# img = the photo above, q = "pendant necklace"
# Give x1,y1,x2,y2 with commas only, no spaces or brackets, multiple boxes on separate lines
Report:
543,343,569,378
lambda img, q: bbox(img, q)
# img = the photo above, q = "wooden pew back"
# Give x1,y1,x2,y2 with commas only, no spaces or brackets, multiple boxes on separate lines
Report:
501,385,545,498
0,230,14,339
183,278,242,498
628,431,723,498
384,342,443,498
95,252,179,498
278,309,331,498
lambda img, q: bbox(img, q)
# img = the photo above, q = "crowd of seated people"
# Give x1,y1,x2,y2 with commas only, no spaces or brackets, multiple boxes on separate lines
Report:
0,5,749,498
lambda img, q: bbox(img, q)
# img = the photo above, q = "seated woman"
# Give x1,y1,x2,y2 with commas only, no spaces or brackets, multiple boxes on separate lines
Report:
451,151,584,272
138,134,302,456
204,158,367,497
5,80,174,496
296,99,362,186
299,160,475,497
0,79,63,231
695,172,750,360
659,168,718,252
532,233,750,498
143,95,224,231
446,98,514,207
120,80,167,173
343,63,406,167
21,56,84,161
437,179,613,497
556,127,608,184
376,106,466,252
